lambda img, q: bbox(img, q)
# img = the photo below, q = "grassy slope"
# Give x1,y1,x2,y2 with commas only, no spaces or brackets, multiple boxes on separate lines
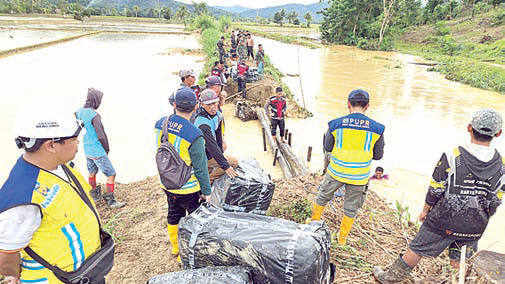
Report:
396,9,505,93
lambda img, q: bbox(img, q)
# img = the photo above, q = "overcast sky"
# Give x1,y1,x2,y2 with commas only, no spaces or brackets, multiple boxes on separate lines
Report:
176,0,320,9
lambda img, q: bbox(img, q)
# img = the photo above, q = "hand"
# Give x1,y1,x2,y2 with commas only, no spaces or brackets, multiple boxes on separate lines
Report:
4,276,21,284
222,140,227,152
202,195,212,202
220,90,228,99
418,209,429,223
225,167,238,178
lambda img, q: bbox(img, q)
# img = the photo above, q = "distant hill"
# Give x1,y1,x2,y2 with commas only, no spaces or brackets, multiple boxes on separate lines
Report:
214,5,250,14
90,0,231,16
237,3,328,23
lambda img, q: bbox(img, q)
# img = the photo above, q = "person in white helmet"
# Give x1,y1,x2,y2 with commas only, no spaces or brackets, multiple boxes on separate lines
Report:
0,105,114,284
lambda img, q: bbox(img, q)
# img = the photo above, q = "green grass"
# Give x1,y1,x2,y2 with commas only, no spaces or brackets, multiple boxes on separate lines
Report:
267,198,312,223
396,39,505,93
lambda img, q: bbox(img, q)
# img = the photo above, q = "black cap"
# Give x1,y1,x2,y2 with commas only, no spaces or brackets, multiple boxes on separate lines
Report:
348,89,370,102
275,87,283,93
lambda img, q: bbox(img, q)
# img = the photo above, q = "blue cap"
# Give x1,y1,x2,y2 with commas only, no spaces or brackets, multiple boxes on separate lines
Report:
175,87,197,108
348,89,370,102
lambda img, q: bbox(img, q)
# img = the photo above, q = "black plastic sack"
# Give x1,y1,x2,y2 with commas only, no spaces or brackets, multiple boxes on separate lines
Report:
211,158,274,215
146,266,253,284
179,203,333,284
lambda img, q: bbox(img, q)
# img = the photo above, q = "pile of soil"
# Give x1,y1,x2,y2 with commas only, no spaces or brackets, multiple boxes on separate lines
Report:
98,173,493,283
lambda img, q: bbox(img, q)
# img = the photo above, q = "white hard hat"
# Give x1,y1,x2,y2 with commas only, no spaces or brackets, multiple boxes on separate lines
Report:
15,103,82,140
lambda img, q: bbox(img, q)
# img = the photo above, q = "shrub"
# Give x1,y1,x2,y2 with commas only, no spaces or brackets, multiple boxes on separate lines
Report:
218,16,231,32
434,21,451,36
192,13,216,31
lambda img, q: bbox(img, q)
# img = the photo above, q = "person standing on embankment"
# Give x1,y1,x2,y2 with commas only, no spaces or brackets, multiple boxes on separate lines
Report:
265,86,287,143
237,35,248,63
217,36,226,63
237,59,249,99
194,89,239,183
154,87,212,263
256,44,265,79
373,109,504,283
246,33,254,61
0,106,113,284
308,89,385,246
169,69,197,108
75,88,126,209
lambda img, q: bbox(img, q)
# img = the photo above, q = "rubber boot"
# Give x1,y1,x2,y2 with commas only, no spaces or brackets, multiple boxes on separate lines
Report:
338,215,355,245
306,204,325,223
89,185,102,204
102,193,126,209
167,224,179,255
373,256,413,283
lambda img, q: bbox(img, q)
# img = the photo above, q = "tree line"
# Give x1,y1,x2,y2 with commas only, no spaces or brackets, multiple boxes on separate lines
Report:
271,9,314,27
319,0,503,50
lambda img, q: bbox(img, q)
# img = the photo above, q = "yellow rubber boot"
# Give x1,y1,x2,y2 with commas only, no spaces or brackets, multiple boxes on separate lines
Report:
167,224,179,255
306,204,326,223
338,216,355,246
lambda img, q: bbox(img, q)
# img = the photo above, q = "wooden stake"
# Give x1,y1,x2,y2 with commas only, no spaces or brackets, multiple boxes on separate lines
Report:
285,129,289,138
459,245,467,284
273,148,278,166
262,127,267,151
288,133,292,147
307,146,313,162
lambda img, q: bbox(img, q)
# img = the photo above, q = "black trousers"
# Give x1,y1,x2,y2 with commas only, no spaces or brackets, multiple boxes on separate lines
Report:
247,46,254,59
219,50,225,62
238,77,247,98
164,190,201,225
271,118,285,137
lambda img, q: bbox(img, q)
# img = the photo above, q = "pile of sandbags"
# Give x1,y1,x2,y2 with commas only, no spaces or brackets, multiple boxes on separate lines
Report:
147,266,253,284
211,158,275,215
179,203,334,284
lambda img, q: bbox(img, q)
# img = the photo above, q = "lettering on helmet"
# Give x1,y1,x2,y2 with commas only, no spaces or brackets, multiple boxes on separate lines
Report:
36,121,59,128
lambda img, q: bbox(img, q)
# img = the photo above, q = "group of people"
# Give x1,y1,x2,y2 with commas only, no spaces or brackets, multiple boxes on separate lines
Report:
307,89,504,283
219,30,266,99
0,66,502,283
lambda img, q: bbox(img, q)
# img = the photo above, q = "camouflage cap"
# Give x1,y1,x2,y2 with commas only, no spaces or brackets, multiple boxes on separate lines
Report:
471,108,503,136
179,69,196,78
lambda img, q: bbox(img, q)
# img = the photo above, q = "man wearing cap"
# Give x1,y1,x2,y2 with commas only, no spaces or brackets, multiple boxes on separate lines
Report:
210,61,227,85
308,89,385,246
237,36,248,63
205,75,228,108
154,87,211,263
75,88,126,209
169,69,197,107
265,87,287,143
0,106,111,283
194,89,239,182
373,108,504,283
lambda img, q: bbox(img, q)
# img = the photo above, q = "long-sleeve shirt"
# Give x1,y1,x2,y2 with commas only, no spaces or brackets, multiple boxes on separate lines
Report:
188,136,212,195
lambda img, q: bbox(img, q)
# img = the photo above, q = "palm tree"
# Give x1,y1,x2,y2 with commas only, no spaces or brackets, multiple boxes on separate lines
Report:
304,12,313,28
133,5,139,17
176,5,189,25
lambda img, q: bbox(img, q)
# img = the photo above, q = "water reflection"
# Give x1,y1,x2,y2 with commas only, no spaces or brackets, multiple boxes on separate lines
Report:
0,29,86,51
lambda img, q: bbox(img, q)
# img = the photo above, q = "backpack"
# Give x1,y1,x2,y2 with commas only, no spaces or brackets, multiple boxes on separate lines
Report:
156,116,193,190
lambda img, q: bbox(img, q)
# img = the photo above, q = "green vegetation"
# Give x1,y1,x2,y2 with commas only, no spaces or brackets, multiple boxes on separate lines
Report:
267,198,312,223
197,25,220,84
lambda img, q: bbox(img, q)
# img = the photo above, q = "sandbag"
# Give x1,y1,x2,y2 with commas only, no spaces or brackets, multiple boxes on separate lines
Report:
146,266,253,284
211,158,274,215
179,203,333,284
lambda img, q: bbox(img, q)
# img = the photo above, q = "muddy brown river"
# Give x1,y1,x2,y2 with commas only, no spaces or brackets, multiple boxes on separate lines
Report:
0,28,503,253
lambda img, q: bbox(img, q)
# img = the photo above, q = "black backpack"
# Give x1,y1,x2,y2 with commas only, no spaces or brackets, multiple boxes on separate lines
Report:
156,116,193,190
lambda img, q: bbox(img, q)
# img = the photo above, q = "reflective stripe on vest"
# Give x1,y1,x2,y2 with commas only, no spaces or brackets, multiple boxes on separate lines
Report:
15,162,101,283
327,114,384,185
156,115,202,194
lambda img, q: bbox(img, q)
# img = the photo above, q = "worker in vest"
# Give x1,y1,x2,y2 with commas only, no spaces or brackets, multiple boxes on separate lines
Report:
374,108,504,283
154,87,212,263
0,105,111,283
75,88,126,209
194,89,239,182
309,89,385,246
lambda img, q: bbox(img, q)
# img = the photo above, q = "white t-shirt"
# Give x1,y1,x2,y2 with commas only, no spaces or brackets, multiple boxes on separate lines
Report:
0,166,68,251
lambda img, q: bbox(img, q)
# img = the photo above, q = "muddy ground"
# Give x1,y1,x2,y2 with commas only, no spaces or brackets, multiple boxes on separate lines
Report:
97,172,492,283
